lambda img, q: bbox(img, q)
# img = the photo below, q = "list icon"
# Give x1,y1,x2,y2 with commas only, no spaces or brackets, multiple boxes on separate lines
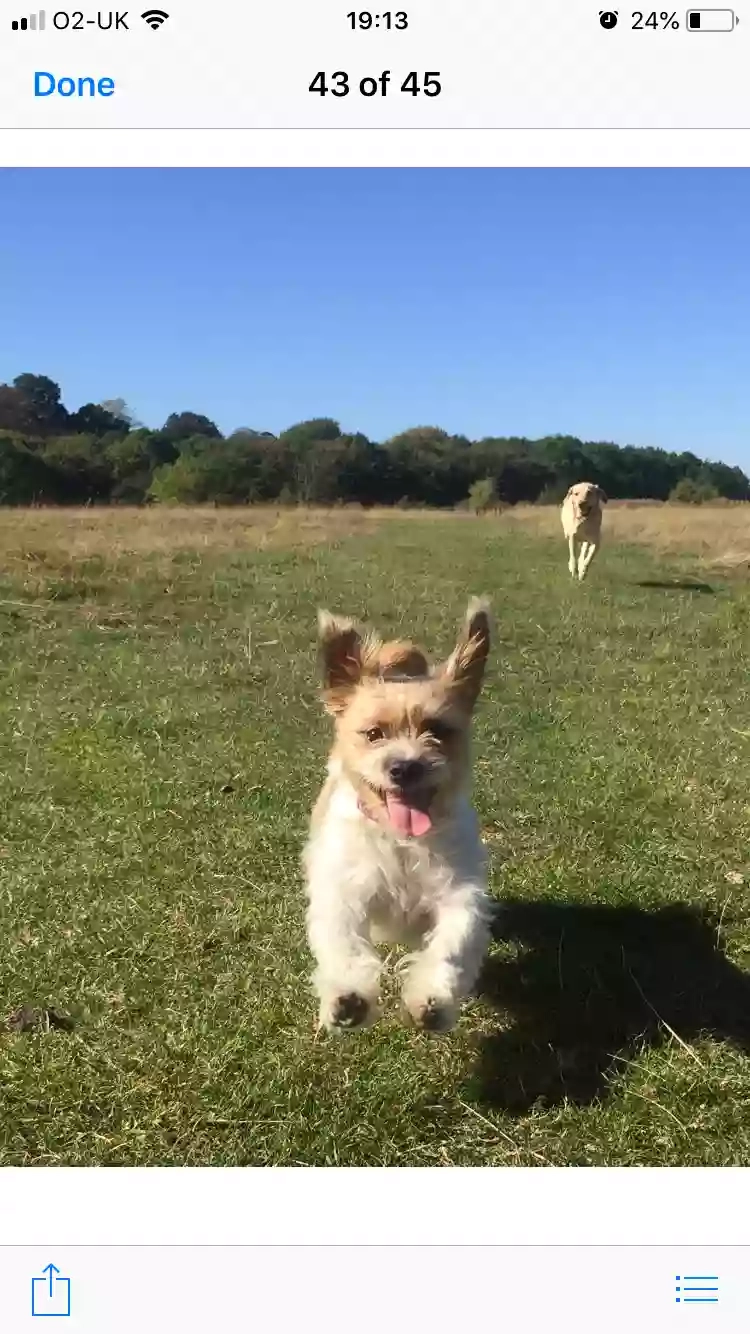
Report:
675,1273,720,1304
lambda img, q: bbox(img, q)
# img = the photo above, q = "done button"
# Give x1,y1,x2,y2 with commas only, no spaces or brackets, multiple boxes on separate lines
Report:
34,72,116,97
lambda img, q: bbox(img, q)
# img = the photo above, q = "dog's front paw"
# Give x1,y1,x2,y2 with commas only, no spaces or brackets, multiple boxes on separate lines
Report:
320,991,374,1031
333,992,370,1027
407,996,458,1034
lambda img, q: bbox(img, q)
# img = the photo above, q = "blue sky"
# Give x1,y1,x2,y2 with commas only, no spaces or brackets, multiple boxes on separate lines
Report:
0,168,748,468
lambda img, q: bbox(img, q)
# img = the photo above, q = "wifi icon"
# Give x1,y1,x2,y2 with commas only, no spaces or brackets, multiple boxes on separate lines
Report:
141,8,169,28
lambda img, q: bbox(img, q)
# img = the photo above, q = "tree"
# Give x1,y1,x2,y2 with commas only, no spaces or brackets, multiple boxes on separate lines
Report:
470,438,552,503
0,435,64,504
68,402,131,436
105,430,161,503
13,373,68,435
100,398,140,426
149,436,288,505
669,477,719,505
279,418,342,449
161,411,222,442
275,420,348,503
42,435,113,502
697,460,749,501
0,385,37,435
467,478,499,513
286,433,377,504
383,427,472,506
533,436,588,491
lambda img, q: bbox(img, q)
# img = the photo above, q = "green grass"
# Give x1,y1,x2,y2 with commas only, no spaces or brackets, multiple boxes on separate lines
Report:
1,511,749,1165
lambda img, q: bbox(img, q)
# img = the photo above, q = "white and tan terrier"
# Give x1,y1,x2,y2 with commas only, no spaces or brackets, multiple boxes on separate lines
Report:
303,599,492,1034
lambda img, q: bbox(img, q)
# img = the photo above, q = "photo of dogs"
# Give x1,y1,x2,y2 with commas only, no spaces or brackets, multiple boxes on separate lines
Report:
304,599,492,1035
2,168,749,1173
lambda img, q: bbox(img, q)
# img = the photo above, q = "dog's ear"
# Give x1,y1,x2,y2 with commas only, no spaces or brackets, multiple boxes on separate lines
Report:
317,612,430,712
440,597,491,712
596,486,608,504
317,610,373,714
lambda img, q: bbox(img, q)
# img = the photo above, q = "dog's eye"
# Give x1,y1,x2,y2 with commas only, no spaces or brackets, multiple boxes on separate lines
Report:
364,726,385,743
423,718,454,743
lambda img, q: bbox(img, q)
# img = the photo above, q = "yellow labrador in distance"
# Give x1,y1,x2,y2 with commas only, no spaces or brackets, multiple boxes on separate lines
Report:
561,481,607,581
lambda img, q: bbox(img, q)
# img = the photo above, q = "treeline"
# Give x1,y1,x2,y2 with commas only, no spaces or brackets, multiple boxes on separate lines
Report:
1,373,748,507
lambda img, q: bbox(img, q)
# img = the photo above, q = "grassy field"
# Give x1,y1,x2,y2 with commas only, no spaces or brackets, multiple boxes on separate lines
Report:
1,504,749,1166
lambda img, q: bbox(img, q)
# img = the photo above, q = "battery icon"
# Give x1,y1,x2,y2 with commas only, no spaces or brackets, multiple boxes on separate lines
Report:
686,9,737,28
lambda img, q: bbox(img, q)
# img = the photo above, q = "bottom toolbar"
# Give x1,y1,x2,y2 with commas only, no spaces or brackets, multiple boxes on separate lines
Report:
1,1245,747,1332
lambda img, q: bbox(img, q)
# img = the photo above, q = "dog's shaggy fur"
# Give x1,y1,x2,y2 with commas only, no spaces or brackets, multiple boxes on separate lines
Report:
303,599,492,1034
561,481,607,581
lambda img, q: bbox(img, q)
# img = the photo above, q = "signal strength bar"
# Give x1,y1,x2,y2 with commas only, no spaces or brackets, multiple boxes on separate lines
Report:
11,9,46,29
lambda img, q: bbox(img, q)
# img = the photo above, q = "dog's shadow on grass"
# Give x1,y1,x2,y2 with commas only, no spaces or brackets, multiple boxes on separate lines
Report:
471,900,750,1112
635,579,715,594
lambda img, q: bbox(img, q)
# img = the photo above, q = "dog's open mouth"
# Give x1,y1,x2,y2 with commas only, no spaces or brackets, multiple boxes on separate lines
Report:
359,784,435,837
384,791,433,838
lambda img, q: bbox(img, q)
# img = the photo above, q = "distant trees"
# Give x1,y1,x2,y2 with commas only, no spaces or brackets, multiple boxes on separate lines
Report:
669,477,720,504
0,372,747,507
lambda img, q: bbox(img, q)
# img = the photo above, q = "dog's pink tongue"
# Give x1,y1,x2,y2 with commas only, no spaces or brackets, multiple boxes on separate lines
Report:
385,794,433,837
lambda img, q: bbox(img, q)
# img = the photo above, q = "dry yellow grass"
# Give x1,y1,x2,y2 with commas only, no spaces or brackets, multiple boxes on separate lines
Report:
0,502,747,574
0,507,383,610
501,501,750,570
0,505,378,566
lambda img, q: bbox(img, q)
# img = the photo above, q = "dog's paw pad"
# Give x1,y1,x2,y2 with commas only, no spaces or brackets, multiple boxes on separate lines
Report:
331,992,370,1029
414,999,456,1033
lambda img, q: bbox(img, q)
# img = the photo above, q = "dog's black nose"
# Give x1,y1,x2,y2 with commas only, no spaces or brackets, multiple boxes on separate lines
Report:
389,758,424,786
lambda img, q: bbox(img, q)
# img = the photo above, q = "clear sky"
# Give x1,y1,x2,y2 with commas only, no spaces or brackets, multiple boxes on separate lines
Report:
0,168,748,469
